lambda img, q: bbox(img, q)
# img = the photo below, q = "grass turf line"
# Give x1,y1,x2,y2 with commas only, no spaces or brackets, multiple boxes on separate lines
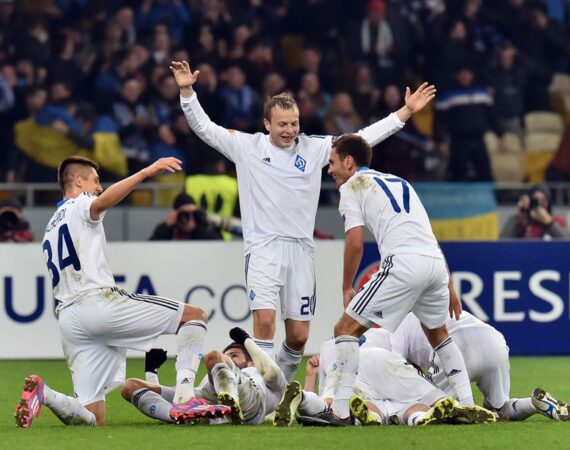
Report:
0,357,569,450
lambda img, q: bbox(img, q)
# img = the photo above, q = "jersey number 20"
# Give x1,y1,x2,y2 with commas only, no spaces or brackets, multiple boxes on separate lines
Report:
42,224,81,288
374,177,410,213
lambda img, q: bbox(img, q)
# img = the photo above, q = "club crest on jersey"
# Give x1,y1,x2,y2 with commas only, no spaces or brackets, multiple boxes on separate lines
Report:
294,155,306,172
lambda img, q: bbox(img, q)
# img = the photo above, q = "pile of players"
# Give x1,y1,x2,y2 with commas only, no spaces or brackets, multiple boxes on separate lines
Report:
14,60,569,428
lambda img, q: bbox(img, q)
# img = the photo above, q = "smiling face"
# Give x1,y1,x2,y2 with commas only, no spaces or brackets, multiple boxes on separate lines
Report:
264,104,300,148
328,146,356,187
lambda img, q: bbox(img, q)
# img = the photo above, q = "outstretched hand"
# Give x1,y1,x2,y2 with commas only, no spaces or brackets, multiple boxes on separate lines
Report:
143,157,183,178
404,82,437,113
169,60,200,90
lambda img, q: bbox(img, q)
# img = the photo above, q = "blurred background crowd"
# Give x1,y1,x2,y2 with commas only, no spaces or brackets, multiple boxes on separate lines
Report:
0,0,570,208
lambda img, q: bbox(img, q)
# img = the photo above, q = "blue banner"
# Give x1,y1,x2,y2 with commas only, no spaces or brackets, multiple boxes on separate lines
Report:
355,241,570,355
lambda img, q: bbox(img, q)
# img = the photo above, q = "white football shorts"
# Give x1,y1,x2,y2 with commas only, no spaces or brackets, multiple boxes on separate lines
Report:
57,287,184,405
346,254,449,331
245,238,316,321
356,348,446,425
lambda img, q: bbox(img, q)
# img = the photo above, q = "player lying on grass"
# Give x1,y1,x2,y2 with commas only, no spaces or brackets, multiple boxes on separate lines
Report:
15,156,228,428
274,343,495,427
122,327,288,425
379,311,570,422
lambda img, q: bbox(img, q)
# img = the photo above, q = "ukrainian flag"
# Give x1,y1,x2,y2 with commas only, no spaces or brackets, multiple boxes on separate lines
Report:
414,183,498,240
15,116,127,177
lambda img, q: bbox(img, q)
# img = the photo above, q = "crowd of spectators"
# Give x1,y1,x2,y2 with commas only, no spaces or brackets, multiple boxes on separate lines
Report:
0,0,569,197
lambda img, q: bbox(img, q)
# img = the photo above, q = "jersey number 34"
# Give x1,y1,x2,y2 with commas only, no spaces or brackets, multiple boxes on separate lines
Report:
42,224,81,288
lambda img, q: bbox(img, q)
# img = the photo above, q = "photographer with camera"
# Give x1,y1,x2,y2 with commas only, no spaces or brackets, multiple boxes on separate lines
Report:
500,185,570,240
0,199,34,243
149,192,227,241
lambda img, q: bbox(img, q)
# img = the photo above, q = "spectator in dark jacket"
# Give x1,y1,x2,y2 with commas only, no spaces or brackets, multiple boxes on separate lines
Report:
486,43,530,136
434,66,501,181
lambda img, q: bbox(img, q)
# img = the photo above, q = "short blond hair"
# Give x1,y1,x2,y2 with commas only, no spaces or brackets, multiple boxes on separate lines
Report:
263,92,298,121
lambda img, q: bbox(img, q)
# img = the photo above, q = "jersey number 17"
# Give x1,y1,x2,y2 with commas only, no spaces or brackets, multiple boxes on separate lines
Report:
374,177,411,213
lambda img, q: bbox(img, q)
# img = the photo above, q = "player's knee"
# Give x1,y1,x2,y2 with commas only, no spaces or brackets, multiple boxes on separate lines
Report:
423,325,449,348
204,350,225,370
255,318,275,339
334,320,350,337
286,329,308,350
180,304,208,324
334,315,361,337
121,378,145,402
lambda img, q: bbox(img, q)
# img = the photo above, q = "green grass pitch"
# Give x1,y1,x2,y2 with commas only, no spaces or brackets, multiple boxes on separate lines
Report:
1,357,569,450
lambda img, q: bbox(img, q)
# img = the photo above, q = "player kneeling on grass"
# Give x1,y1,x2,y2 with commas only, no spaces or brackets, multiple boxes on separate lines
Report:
122,327,288,425
274,342,496,427
15,156,228,428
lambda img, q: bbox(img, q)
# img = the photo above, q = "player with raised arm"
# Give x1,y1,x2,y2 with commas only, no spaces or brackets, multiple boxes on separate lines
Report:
15,156,229,428
122,327,288,425
318,134,474,425
170,59,436,382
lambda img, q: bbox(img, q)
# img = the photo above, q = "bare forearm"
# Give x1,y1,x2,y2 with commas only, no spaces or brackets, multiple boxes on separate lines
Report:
343,241,363,291
395,105,414,123
304,374,317,393
180,86,194,99
91,170,148,216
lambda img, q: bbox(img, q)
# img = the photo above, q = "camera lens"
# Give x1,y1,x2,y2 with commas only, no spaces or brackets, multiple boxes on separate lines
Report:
529,198,540,210
177,211,191,225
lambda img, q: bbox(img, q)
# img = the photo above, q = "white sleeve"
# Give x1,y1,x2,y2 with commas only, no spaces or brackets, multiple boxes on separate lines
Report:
338,185,365,233
316,135,334,168
357,112,405,148
180,93,246,163
76,194,105,225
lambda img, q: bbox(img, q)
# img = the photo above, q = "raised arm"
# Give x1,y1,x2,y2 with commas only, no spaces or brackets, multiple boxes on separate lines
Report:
170,60,243,162
358,82,436,148
90,157,182,220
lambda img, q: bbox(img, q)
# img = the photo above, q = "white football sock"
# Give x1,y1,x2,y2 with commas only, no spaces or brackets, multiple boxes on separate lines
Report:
434,337,474,405
244,338,282,387
331,335,359,418
174,320,206,404
252,338,275,361
277,343,303,382
500,398,537,421
160,386,176,403
131,388,174,423
407,411,425,426
299,391,328,416
44,385,96,426
145,372,159,385
211,363,239,400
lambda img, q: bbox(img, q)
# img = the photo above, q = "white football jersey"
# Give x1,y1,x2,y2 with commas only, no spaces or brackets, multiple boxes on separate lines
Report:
389,311,497,368
181,93,404,255
42,193,114,310
338,168,442,259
